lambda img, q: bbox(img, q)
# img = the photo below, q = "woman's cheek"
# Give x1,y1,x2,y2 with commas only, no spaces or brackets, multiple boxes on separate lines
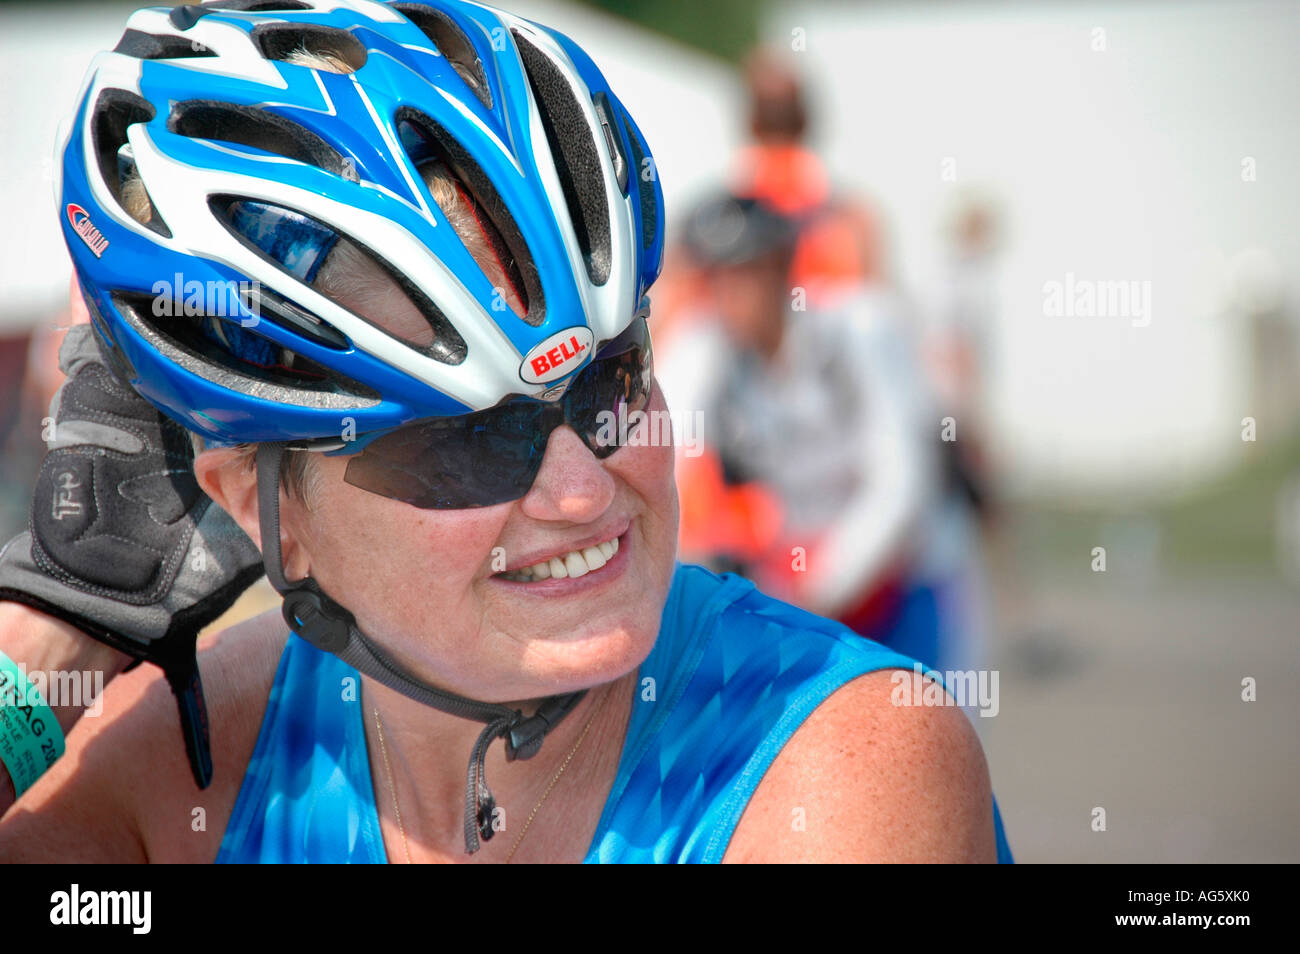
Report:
619,384,679,513
299,475,506,636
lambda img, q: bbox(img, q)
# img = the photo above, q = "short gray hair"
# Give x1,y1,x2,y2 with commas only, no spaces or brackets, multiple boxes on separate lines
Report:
190,433,321,509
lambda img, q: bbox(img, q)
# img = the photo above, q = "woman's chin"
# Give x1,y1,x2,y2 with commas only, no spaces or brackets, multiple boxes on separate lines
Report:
506,619,657,696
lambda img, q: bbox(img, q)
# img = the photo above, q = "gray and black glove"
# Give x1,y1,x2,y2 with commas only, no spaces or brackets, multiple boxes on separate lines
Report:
0,324,264,788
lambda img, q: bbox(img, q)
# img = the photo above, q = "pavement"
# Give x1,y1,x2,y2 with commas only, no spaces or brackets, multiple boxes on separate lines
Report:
982,568,1300,863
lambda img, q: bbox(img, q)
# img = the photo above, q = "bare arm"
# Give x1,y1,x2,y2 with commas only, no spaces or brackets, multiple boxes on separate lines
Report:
723,669,996,862
0,602,132,815
0,642,163,862
0,610,285,863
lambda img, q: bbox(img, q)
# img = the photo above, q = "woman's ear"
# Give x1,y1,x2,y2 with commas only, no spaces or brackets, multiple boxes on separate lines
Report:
195,447,313,582
194,447,262,544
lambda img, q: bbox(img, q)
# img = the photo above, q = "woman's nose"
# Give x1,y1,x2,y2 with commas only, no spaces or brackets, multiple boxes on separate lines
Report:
517,425,615,522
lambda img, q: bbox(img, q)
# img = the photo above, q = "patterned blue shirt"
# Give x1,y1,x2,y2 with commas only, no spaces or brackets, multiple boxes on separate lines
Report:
216,563,1014,863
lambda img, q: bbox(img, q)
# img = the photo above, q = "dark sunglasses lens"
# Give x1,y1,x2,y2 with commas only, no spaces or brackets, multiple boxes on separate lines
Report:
342,317,652,509
570,333,653,459
343,403,547,509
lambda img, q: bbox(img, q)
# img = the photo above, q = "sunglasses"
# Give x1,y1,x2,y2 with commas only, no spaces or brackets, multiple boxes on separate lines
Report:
337,314,653,509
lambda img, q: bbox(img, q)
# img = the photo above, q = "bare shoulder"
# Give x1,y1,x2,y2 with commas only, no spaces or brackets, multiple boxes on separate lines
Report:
723,667,996,863
0,610,287,862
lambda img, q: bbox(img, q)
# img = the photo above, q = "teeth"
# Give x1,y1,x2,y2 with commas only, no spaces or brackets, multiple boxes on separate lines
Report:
496,534,622,583
564,551,588,579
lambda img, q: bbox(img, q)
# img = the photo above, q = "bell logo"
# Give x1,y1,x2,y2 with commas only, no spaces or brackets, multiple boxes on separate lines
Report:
66,204,109,258
520,327,594,384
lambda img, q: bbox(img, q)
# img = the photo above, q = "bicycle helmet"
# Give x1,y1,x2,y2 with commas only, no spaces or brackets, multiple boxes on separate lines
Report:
58,0,666,853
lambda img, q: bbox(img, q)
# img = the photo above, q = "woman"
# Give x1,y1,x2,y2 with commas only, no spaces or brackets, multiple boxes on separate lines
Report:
0,0,1010,862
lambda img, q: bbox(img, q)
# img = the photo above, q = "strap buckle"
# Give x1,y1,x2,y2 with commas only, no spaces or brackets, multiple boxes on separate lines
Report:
504,713,548,762
282,588,352,654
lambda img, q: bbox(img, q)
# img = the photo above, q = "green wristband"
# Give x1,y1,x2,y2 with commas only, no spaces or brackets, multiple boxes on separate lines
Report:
0,650,67,796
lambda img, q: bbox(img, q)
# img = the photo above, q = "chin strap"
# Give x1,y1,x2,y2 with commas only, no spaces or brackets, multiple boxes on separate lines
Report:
255,443,585,854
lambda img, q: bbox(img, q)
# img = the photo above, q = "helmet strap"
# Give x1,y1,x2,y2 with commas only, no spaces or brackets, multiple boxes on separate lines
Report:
254,442,585,854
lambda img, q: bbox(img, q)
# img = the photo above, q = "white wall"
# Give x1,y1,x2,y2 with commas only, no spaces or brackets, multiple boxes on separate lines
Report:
768,0,1300,496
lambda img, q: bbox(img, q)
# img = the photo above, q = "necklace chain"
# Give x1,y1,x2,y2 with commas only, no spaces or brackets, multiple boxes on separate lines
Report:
503,705,600,863
372,699,600,864
373,706,413,864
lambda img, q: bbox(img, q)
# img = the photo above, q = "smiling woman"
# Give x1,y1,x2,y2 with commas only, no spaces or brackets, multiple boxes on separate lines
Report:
0,0,1010,864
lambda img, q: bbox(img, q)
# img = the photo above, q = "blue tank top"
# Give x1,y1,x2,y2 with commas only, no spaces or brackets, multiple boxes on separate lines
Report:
216,563,1014,863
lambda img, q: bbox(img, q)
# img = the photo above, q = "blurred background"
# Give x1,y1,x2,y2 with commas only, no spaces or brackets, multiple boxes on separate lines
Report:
1,0,1297,861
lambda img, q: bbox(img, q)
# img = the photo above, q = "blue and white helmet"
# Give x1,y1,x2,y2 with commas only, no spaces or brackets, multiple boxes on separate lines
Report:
59,0,665,444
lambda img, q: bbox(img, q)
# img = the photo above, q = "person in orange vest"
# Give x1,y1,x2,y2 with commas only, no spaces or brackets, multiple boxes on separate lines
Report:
650,47,885,354
731,47,883,306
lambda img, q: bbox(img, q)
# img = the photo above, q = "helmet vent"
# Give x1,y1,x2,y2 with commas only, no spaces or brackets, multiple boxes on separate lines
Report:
112,29,218,60
396,107,544,327
252,23,368,74
210,196,469,366
112,291,380,410
241,283,351,351
511,29,611,287
591,92,628,196
169,100,360,182
169,1,311,31
392,4,492,110
91,89,172,238
622,107,658,254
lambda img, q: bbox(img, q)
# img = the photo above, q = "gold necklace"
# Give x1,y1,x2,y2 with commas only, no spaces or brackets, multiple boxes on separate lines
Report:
503,704,600,863
372,706,413,864
371,700,601,864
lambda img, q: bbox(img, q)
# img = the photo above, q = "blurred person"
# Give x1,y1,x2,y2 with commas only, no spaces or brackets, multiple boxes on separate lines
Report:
662,192,992,704
0,336,37,542
0,288,76,543
731,46,883,304
651,46,883,351
0,0,1011,864
926,190,1004,522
